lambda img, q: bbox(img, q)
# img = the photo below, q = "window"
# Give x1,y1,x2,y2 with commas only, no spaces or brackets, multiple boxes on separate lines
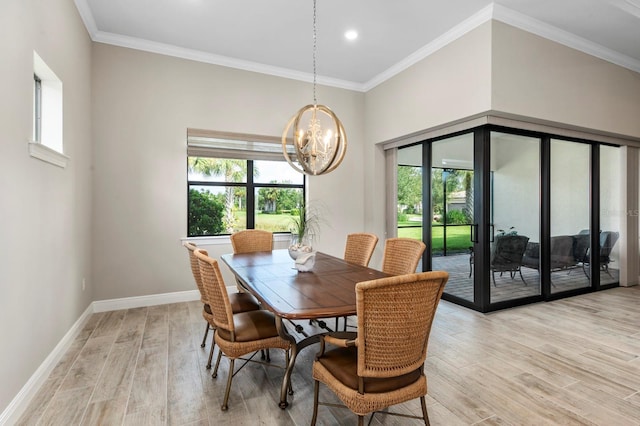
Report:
33,74,42,142
187,130,305,236
30,51,68,167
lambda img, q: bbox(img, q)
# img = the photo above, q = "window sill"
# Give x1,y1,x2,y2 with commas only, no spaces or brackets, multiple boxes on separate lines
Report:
29,142,69,168
181,233,291,246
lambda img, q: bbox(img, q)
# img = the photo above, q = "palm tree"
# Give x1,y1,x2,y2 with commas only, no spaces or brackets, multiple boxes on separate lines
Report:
188,158,256,233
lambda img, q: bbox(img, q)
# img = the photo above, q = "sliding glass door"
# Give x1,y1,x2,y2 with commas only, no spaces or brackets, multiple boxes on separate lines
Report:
393,126,622,312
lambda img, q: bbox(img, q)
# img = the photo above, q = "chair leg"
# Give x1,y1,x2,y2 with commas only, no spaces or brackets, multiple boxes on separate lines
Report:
358,416,364,426
518,269,527,286
206,338,216,369
212,350,223,378
420,396,431,425
201,322,209,348
311,380,320,425
492,271,497,287
221,358,234,411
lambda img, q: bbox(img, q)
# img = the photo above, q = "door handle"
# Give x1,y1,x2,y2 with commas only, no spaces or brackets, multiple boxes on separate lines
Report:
470,224,478,243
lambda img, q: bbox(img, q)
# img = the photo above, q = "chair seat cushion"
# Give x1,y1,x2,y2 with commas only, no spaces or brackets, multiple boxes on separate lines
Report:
216,310,280,342
317,346,422,393
229,292,261,313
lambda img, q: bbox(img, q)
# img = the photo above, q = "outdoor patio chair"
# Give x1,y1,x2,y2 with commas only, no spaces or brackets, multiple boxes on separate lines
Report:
311,271,449,426
490,234,529,286
580,230,619,278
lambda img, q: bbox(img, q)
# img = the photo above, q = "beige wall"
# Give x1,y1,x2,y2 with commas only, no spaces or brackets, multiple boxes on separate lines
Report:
0,0,93,414
91,44,365,300
364,22,493,144
362,22,493,251
492,21,640,139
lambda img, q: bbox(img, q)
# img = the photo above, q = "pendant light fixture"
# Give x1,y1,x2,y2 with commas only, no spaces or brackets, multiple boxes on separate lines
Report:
282,0,347,176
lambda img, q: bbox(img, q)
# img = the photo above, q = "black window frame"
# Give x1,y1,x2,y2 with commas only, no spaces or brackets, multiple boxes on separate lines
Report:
187,157,306,237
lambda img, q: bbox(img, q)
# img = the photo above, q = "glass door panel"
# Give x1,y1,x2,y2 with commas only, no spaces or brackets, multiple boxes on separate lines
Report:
432,134,474,302
550,139,591,293
599,145,621,286
397,145,423,243
489,132,541,303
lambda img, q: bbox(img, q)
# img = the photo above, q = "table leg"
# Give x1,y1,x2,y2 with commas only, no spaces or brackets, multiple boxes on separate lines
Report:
276,316,297,408
275,316,355,409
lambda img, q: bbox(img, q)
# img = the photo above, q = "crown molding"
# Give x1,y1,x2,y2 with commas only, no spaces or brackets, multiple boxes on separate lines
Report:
492,3,640,74
92,30,365,92
74,0,640,92
363,4,495,91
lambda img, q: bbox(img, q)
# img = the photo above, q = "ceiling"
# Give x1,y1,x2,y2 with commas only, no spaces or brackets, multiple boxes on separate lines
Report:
75,0,640,92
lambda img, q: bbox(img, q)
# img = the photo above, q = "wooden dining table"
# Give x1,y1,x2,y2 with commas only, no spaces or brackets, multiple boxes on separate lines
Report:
220,249,389,408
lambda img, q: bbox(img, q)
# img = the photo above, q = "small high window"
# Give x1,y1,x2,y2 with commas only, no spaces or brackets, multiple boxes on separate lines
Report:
30,51,68,167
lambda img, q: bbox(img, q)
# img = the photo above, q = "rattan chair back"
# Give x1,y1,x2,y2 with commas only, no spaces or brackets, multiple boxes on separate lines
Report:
381,238,426,276
355,271,448,378
195,249,235,335
230,229,273,254
183,242,207,304
344,233,379,267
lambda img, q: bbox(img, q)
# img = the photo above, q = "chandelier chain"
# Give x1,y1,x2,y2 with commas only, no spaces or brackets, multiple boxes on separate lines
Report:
313,0,317,105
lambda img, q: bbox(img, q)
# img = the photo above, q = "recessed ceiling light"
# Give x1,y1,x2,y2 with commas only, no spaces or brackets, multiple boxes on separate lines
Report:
344,30,358,41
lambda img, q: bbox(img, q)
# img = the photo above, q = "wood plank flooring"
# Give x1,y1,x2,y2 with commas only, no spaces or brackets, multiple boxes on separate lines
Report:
17,286,640,425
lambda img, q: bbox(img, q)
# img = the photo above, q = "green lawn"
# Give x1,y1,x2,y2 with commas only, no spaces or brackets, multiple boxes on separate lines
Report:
398,224,472,254
234,211,295,232
233,211,471,253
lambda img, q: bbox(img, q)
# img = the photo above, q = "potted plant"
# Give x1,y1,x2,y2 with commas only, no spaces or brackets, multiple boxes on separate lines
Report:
288,199,320,259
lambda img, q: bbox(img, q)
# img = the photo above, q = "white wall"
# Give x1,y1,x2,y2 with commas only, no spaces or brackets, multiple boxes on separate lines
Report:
492,21,640,139
91,44,365,300
0,0,93,415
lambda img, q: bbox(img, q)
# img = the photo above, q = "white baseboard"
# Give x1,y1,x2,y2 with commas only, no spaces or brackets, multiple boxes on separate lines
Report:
0,304,94,426
0,289,203,425
92,289,200,312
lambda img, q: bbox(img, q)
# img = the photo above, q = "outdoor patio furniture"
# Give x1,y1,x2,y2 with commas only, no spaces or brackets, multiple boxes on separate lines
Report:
579,230,619,278
490,234,529,286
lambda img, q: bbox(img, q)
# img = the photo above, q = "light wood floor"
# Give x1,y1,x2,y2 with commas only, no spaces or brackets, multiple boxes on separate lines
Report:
18,286,640,425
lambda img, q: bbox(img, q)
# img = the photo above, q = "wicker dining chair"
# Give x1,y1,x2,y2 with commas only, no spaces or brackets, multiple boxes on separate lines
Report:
344,233,379,267
194,249,291,411
381,237,426,275
183,242,261,369
337,233,379,330
230,229,273,253
230,229,273,290
311,271,449,426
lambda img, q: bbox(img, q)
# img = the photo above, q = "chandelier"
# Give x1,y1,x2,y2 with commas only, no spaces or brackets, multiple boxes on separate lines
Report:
282,0,347,176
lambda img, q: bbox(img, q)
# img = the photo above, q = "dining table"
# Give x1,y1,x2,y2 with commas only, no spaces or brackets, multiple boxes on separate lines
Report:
220,248,390,408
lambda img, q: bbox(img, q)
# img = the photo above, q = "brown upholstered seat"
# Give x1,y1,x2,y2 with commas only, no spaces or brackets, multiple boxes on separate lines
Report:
381,237,426,275
183,242,260,369
311,271,449,426
195,249,290,411
316,346,422,393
